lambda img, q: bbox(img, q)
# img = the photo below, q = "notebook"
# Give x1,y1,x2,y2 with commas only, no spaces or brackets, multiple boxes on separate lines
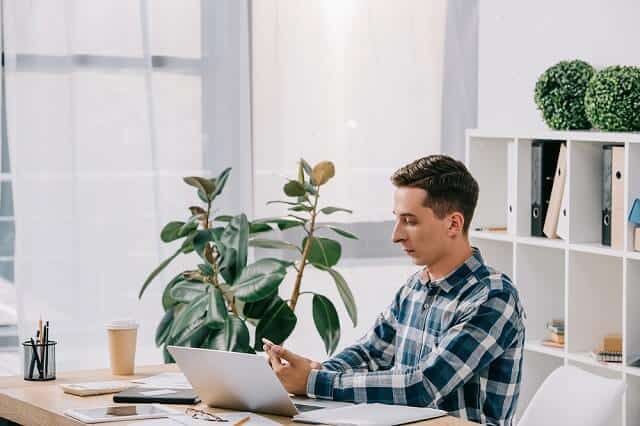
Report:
292,403,446,425
113,386,200,404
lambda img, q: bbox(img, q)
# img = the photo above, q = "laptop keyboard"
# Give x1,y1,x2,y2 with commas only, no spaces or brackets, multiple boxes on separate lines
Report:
294,403,325,413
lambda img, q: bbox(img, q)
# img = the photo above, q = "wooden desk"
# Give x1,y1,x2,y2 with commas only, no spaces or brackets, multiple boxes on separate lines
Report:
0,364,474,425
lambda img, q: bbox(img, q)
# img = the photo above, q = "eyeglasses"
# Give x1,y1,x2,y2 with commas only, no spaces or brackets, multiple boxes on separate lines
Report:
184,407,229,422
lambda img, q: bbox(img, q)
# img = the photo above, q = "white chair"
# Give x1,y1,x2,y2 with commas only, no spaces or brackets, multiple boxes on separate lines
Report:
518,365,625,426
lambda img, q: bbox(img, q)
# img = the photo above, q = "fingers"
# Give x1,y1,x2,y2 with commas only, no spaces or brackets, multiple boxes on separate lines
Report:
271,345,298,365
268,347,285,371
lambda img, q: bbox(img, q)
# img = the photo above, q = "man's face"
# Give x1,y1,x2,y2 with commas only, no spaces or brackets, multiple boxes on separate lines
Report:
391,186,451,266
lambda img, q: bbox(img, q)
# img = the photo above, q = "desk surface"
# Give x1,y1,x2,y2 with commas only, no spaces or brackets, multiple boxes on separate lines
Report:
0,364,474,425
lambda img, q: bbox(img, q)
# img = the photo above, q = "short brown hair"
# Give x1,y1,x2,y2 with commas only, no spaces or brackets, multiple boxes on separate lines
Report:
391,155,479,234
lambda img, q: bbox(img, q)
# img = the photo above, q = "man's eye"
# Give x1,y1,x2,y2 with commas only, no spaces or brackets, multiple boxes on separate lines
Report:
404,218,416,225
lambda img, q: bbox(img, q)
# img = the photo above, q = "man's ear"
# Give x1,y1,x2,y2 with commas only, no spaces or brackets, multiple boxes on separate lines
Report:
447,212,465,236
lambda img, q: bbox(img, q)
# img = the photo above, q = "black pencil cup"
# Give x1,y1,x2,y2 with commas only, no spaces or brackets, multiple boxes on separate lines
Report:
22,339,56,381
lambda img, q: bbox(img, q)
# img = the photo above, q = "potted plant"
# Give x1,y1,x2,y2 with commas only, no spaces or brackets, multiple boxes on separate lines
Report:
139,160,358,361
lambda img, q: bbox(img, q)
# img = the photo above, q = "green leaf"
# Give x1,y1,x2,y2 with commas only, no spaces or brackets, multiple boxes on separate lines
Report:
303,237,341,268
198,263,214,275
232,258,287,302
224,316,251,352
284,180,306,197
163,345,175,363
314,264,358,327
249,239,300,252
161,221,185,242
303,182,318,195
205,287,228,329
249,222,274,234
162,273,186,310
174,318,208,346
187,322,211,347
312,294,341,355
184,176,216,198
254,296,297,352
221,214,249,276
320,207,353,215
243,293,276,319
178,220,199,237
289,205,313,212
214,215,233,223
300,158,313,180
326,226,358,240
266,200,300,206
219,247,237,284
139,248,182,299
211,167,231,200
170,281,207,303
252,217,305,231
193,230,215,258
155,306,175,346
170,293,208,339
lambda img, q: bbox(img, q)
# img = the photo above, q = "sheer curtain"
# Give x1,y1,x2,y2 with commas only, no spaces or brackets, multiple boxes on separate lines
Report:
3,0,251,370
251,0,478,360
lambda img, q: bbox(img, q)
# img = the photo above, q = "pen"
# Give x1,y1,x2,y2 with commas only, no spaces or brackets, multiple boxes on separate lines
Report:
232,415,251,426
29,337,43,379
43,321,49,377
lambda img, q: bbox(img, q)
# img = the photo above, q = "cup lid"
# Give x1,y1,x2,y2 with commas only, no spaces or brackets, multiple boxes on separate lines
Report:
106,320,139,330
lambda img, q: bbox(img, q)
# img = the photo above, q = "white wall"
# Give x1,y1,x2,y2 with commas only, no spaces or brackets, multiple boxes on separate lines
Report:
478,0,640,131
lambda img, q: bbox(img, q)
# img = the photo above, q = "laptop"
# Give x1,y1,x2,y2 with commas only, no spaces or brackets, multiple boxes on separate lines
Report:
167,346,351,417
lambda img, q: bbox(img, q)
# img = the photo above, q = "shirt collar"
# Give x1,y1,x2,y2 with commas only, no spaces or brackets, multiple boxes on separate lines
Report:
418,247,485,293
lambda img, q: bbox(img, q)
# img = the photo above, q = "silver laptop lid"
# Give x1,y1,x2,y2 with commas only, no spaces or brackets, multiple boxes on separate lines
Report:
167,345,299,417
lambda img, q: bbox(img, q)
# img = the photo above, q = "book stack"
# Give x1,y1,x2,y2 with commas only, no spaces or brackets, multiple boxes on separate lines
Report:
542,319,564,348
591,334,623,363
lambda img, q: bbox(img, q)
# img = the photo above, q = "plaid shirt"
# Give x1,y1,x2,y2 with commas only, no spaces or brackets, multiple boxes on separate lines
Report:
307,248,525,425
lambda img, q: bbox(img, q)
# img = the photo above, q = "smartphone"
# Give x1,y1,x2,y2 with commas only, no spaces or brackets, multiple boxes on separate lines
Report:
261,337,275,351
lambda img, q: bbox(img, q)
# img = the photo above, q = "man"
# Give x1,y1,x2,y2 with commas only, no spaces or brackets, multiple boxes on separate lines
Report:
265,155,525,425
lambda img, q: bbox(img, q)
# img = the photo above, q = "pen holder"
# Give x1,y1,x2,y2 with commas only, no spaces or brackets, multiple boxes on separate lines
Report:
22,339,56,381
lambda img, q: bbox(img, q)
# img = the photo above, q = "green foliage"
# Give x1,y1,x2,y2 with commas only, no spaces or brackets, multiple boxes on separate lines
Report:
584,65,640,131
534,59,594,130
141,159,359,359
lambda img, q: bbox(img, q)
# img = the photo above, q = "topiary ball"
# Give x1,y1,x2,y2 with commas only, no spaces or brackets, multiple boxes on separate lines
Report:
584,65,640,131
534,60,594,130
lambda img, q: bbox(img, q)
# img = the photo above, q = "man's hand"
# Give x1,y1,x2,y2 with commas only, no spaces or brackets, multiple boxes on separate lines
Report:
264,342,322,395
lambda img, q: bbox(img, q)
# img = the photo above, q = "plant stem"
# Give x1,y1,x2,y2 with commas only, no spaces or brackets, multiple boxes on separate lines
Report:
289,187,320,311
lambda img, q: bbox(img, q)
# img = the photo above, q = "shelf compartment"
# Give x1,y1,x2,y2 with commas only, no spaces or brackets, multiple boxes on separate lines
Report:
524,340,565,359
469,238,513,278
568,140,625,246
515,137,566,239
628,143,640,253
567,251,622,355
515,244,565,343
467,137,513,233
626,375,640,426
517,351,563,420
626,258,640,370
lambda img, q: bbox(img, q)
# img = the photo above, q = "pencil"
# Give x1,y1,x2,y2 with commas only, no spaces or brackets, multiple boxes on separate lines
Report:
232,415,251,426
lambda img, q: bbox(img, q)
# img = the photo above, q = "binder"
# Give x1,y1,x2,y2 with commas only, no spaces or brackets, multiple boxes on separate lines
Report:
531,140,562,237
543,144,567,239
556,159,570,241
602,145,614,246
611,146,625,249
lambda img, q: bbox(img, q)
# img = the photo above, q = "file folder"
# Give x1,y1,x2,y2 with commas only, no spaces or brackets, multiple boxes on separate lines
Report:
611,145,625,249
544,144,567,239
602,145,614,246
531,140,562,237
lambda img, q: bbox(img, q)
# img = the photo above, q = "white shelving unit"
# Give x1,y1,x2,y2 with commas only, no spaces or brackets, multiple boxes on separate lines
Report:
466,129,640,425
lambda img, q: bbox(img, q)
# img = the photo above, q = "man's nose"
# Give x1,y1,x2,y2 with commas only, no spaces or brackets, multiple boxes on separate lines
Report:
392,223,405,243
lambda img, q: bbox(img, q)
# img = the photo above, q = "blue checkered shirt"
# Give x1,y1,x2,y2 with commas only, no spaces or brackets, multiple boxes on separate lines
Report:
306,248,525,425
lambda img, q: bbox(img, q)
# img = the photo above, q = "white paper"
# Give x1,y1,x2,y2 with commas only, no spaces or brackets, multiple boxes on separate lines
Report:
293,403,446,426
139,389,178,396
166,412,280,425
130,373,192,389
